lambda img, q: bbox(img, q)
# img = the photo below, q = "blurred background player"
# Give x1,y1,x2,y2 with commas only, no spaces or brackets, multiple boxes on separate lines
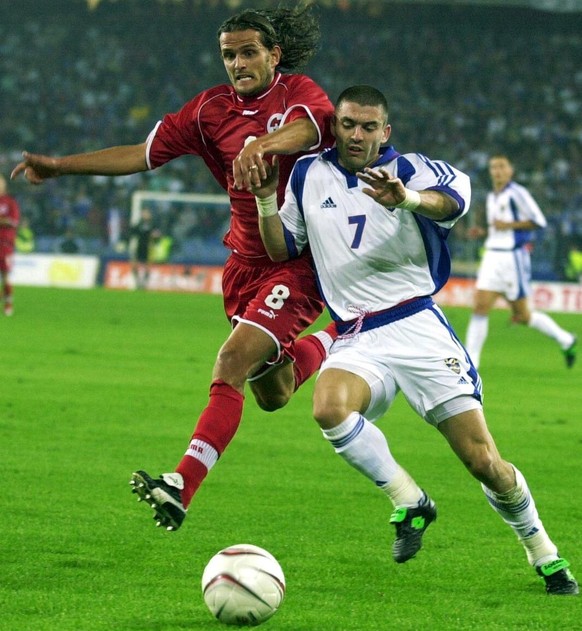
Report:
129,207,159,289
564,238,582,283
0,174,20,316
255,85,578,596
58,227,82,255
465,155,577,368
15,216,35,255
11,5,335,530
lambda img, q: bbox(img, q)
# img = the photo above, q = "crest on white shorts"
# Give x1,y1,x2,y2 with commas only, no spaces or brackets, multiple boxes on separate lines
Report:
444,357,461,374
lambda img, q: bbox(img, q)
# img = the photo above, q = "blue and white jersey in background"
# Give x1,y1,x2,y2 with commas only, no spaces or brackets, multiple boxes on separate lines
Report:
278,146,471,321
484,181,546,251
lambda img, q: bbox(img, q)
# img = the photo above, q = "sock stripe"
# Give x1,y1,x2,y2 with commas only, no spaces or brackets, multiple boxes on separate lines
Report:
328,415,365,450
185,439,219,470
484,494,530,514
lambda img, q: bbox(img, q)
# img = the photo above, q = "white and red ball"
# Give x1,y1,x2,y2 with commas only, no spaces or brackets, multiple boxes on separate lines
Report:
201,544,286,626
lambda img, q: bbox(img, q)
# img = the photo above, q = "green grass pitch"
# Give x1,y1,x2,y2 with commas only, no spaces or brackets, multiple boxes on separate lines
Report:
1,287,580,630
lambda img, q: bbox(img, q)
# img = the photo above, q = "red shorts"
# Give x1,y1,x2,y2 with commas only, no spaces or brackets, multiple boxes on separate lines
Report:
0,244,14,274
222,252,324,362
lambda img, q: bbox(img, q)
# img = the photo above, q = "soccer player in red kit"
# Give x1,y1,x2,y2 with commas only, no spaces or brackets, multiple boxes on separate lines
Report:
11,7,335,530
0,174,20,316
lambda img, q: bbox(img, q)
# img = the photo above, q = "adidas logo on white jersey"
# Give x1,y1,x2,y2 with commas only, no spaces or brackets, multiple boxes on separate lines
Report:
320,197,337,208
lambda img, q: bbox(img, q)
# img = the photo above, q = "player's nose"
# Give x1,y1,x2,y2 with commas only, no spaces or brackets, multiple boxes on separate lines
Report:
233,54,247,69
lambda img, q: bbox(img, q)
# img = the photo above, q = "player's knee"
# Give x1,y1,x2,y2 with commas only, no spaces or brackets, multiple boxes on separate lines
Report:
214,346,252,387
312,399,347,429
249,367,295,412
250,376,294,412
253,390,291,412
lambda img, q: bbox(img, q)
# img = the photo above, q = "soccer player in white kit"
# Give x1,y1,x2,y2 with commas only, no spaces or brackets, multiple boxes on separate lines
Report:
466,155,577,368
253,86,578,595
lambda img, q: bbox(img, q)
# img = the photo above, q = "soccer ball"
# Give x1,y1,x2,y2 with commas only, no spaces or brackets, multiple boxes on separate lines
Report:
201,544,286,626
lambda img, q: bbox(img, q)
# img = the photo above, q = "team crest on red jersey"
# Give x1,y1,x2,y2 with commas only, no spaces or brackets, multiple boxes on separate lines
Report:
267,113,283,133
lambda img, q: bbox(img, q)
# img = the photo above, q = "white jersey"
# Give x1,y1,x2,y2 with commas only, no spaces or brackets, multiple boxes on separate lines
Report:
484,181,546,251
278,146,471,322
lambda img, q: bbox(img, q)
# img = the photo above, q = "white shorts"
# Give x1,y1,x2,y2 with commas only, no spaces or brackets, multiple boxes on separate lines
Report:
475,248,531,301
318,303,483,426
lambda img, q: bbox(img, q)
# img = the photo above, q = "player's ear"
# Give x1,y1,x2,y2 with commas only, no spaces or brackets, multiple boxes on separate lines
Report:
330,115,338,139
270,45,282,67
382,124,392,143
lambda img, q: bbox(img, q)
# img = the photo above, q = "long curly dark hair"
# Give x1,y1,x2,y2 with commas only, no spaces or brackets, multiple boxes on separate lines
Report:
217,2,321,73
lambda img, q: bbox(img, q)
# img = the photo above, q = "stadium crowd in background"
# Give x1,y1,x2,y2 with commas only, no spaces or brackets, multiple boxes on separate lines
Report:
1,0,582,277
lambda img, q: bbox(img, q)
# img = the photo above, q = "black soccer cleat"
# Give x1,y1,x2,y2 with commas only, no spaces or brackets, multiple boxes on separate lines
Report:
389,493,437,563
130,470,187,531
563,336,577,368
536,558,579,595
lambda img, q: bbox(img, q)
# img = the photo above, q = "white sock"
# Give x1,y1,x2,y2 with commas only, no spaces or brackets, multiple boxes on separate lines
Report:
528,311,575,349
322,412,399,485
466,314,489,368
380,467,425,508
481,466,558,566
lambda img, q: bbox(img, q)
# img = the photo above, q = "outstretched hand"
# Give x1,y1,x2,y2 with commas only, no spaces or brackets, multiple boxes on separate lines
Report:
251,156,280,199
11,151,60,184
356,167,407,207
233,136,270,192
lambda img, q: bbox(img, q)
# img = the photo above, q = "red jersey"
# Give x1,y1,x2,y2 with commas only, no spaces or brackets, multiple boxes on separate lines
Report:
145,73,334,258
0,193,20,248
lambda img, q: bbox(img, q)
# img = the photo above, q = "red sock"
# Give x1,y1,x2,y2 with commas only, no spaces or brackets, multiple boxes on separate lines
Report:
176,380,244,507
292,334,328,391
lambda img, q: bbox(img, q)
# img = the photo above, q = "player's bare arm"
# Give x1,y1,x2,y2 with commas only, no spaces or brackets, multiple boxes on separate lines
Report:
492,219,539,231
233,117,319,191
258,210,288,263
357,167,459,221
11,144,148,184
251,157,288,262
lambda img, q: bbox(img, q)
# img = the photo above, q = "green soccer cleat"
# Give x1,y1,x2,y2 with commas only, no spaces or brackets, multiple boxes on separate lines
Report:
563,336,577,368
536,558,579,595
389,493,437,563
130,470,187,531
